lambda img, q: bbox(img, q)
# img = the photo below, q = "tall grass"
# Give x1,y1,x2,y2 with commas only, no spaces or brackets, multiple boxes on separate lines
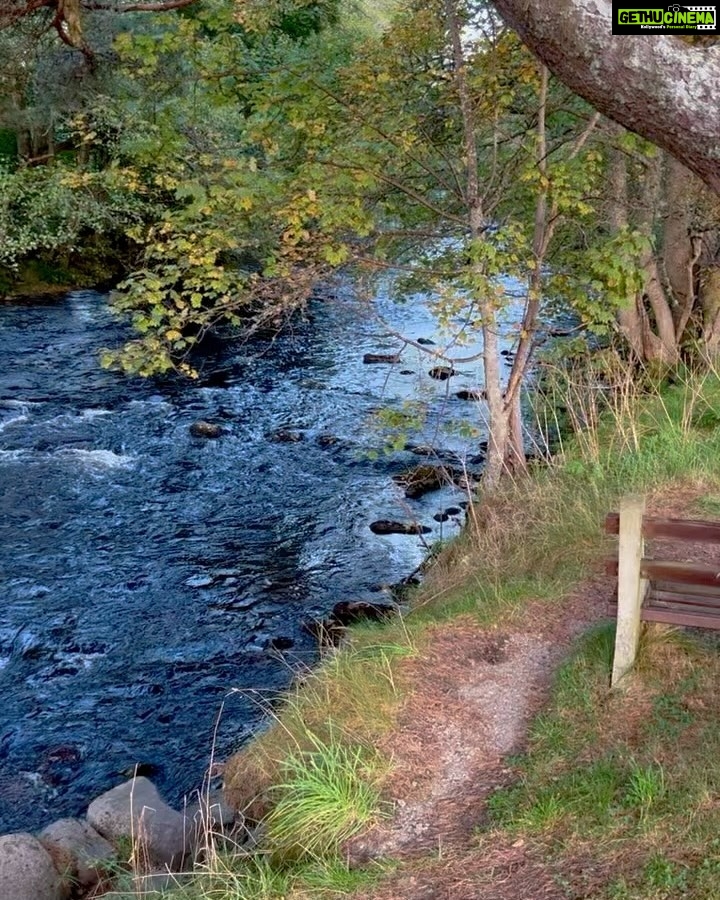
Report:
265,730,384,860
412,352,720,623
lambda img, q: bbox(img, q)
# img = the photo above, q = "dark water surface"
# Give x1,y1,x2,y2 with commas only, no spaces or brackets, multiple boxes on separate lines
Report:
0,287,504,831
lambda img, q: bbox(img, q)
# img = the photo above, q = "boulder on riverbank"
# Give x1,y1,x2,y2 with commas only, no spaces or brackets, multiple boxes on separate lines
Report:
303,600,398,649
87,777,191,871
0,833,68,900
331,600,397,626
39,818,114,890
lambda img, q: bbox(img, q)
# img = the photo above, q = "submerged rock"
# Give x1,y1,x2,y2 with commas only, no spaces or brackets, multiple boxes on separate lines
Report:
267,635,294,651
392,464,457,499
268,429,304,443
428,366,456,380
189,421,224,439
417,337,435,345
363,353,401,364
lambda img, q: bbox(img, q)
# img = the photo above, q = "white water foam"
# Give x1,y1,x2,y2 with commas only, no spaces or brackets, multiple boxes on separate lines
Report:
54,448,134,469
0,413,28,433
0,449,26,462
0,399,40,433
43,408,114,427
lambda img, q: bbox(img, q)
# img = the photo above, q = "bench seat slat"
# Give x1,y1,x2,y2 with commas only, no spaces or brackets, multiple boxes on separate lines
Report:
653,580,720,600
610,593,720,613
640,607,720,629
650,589,720,610
641,559,720,587
605,512,720,543
606,559,720,585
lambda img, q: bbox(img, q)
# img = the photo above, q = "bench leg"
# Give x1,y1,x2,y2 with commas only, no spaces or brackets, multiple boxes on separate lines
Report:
611,495,648,687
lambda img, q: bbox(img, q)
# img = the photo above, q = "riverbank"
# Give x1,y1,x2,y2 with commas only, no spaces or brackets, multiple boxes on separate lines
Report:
95,362,720,897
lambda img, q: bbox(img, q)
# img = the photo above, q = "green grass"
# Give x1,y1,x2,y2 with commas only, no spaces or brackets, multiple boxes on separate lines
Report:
484,622,720,899
410,366,720,626
265,730,385,860
108,853,388,899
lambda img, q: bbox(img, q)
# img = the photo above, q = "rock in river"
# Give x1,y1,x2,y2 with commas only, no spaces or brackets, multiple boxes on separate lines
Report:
428,366,456,380
392,464,456,499
369,520,431,536
455,388,486,401
189,420,224,438
268,429,304,443
363,353,401,364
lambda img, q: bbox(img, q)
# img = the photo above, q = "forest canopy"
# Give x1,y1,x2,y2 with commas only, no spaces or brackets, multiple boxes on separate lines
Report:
2,0,719,481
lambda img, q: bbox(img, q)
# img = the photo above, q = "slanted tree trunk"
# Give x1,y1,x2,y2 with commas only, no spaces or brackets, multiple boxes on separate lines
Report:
608,140,644,360
445,0,511,486
491,0,720,197
663,156,696,343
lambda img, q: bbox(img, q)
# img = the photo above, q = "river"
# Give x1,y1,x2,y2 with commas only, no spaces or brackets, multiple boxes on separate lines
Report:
0,284,516,832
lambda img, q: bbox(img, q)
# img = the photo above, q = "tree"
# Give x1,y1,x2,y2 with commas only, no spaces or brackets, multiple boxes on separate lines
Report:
490,0,720,196
0,0,199,64
247,0,605,483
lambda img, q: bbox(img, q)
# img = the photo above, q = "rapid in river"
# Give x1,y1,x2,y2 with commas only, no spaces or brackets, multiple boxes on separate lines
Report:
0,284,516,831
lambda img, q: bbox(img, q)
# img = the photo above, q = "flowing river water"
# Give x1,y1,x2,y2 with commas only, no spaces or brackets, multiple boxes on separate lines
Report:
0,286,518,832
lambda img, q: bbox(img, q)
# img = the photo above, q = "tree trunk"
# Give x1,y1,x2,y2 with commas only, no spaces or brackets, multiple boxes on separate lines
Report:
446,0,510,487
701,267,720,356
607,137,644,359
491,0,720,197
635,155,679,364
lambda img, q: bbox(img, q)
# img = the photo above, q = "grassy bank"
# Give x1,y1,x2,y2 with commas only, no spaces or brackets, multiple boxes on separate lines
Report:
109,362,720,898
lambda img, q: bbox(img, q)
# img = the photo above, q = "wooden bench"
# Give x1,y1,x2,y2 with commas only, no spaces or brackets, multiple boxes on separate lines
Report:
605,495,720,686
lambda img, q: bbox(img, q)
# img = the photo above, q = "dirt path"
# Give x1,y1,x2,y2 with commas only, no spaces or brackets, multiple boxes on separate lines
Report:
348,488,715,899
346,573,609,897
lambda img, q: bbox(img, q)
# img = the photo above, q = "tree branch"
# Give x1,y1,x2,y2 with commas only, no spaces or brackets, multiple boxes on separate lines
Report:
491,0,720,195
